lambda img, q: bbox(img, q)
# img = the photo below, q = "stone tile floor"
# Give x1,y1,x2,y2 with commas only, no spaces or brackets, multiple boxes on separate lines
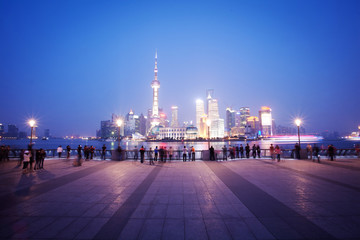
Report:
0,157,359,239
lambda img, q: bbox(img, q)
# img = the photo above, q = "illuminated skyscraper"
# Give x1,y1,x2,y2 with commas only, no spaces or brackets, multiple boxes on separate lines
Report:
171,106,179,127
208,98,220,121
239,107,250,127
259,106,273,136
150,51,160,127
196,99,205,131
226,108,235,135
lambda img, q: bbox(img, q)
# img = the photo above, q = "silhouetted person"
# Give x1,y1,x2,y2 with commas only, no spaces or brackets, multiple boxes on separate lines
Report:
140,146,145,163
252,144,257,158
240,144,244,158
256,145,261,158
102,144,106,160
313,144,320,163
154,146,158,161
66,145,71,159
182,146,187,162
209,146,215,160
245,144,250,158
222,145,227,161
328,144,335,161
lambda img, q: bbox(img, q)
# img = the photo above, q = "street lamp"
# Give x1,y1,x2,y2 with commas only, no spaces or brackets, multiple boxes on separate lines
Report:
116,119,123,147
28,119,36,145
295,119,301,147
206,119,211,149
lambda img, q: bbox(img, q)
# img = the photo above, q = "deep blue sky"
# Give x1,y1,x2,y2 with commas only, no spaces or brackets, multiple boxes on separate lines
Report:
1,0,359,136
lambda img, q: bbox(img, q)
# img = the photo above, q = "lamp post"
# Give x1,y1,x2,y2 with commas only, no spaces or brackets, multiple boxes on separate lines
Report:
206,119,211,149
116,119,123,147
295,119,301,147
28,119,36,145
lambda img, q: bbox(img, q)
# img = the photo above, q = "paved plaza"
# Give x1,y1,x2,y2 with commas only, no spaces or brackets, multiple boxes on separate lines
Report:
0,157,359,240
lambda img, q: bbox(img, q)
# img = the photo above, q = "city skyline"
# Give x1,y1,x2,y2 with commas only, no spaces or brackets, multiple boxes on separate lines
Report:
1,0,359,136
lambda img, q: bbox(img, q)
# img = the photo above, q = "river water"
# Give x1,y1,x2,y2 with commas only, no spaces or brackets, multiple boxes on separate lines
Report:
1,138,359,151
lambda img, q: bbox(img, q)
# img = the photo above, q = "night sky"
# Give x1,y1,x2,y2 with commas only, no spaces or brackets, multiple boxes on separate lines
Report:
1,0,359,136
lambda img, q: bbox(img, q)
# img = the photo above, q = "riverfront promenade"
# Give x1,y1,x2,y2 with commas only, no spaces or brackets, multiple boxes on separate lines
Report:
0,158,359,239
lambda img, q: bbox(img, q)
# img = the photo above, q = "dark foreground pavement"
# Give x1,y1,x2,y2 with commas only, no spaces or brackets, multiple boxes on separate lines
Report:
0,157,359,240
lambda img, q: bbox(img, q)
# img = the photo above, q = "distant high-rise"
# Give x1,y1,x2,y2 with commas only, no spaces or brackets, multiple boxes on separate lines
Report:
171,106,179,127
150,51,160,127
259,106,273,136
208,98,220,121
239,107,250,127
44,129,50,138
0,123,4,137
225,108,235,135
7,124,19,138
196,99,205,131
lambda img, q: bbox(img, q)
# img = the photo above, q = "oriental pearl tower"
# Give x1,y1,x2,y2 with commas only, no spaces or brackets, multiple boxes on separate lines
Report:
150,50,160,128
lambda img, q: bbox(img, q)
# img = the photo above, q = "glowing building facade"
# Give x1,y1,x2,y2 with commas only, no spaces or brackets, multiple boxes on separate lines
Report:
171,106,179,127
196,99,205,132
259,106,273,136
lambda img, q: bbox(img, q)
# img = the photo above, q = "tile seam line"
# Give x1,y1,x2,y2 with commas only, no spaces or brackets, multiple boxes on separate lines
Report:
253,159,360,192
93,165,163,240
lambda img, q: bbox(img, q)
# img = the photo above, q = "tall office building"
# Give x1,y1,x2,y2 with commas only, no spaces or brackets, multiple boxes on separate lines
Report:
208,98,220,121
246,116,260,135
0,123,4,137
259,106,273,136
171,106,179,127
239,107,250,127
225,108,235,135
196,99,205,131
7,124,19,138
150,51,160,128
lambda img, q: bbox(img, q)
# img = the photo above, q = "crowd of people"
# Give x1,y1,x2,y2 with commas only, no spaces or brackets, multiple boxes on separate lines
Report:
2,141,360,173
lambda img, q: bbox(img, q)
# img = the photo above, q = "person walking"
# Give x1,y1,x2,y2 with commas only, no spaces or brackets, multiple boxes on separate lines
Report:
22,150,31,174
222,145,227,161
191,146,195,161
140,146,145,163
57,145,63,158
236,146,240,158
182,146,187,162
245,144,250,158
66,145,71,159
149,147,154,165
101,144,107,160
275,145,281,162
313,144,320,163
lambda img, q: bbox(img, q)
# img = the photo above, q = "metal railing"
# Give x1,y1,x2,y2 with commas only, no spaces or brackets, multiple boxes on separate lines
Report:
1,148,359,161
